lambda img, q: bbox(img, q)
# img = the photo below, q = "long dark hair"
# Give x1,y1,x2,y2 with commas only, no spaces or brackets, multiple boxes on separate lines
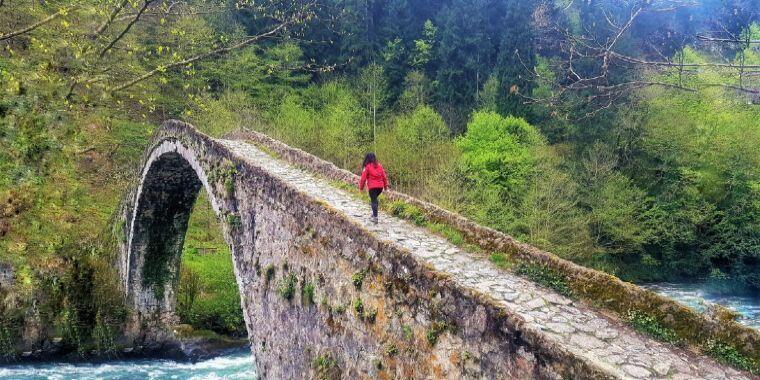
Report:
363,152,377,168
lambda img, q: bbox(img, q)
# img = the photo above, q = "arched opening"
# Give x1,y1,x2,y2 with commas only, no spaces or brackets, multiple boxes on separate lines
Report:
127,150,203,313
124,141,247,339
177,190,245,337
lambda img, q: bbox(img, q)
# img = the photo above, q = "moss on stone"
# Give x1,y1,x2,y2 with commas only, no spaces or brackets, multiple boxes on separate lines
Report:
225,213,242,229
426,321,448,346
626,310,680,345
302,281,315,305
264,264,276,285
514,263,572,297
353,298,364,315
704,340,758,374
277,273,297,300
351,269,367,290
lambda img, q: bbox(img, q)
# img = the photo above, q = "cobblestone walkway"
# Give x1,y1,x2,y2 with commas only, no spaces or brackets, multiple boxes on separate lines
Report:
221,139,753,380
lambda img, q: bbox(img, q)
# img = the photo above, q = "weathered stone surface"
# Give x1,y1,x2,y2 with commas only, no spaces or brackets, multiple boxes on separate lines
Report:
116,121,757,379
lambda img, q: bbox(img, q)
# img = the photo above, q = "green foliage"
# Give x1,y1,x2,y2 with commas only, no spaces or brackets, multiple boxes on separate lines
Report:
456,112,542,196
313,353,339,379
703,340,758,373
626,310,680,344
426,321,448,346
277,273,298,301
514,263,572,297
91,312,118,356
488,252,513,270
353,298,364,315
385,344,399,356
388,201,427,226
178,193,245,336
402,325,413,340
0,325,17,361
302,281,315,305
225,214,242,229
351,269,368,290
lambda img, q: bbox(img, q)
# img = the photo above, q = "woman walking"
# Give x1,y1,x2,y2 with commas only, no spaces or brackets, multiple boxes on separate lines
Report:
359,153,388,224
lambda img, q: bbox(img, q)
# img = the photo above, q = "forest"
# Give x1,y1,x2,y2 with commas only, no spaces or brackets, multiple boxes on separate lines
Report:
0,0,758,356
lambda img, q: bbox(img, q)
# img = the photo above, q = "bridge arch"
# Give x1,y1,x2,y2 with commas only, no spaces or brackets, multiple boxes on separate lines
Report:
121,134,249,334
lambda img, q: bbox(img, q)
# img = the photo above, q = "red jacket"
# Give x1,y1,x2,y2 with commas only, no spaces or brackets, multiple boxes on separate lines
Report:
359,163,388,191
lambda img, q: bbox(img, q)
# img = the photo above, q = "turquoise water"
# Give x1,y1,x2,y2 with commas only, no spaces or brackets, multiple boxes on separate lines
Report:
0,349,256,380
643,282,760,329
4,282,758,379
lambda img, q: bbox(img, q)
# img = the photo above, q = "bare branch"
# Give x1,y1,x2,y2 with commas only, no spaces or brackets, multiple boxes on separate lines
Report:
0,6,77,41
94,0,131,37
99,0,155,58
114,9,225,21
609,52,760,69
110,20,292,93
696,35,760,44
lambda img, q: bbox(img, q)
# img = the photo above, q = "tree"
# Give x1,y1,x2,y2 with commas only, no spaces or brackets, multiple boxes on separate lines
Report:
398,70,432,112
526,1,760,116
357,62,388,144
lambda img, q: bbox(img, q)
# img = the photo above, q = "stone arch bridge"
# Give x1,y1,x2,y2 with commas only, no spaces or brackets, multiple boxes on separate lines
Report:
116,120,755,379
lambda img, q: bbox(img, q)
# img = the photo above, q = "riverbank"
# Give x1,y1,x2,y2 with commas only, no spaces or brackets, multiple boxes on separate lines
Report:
2,325,248,365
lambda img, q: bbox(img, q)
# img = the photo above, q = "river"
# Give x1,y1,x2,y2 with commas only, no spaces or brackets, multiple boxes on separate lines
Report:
3,284,758,378
643,282,760,329
0,348,256,380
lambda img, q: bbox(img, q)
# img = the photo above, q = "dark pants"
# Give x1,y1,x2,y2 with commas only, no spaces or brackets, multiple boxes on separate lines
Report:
368,188,383,217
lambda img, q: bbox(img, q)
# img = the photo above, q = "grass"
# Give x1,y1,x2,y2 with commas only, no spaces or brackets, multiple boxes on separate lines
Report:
514,263,572,297
353,298,364,315
488,252,514,270
626,310,680,345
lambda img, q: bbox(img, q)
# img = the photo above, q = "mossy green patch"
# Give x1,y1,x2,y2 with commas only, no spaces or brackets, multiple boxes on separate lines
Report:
426,321,448,346
353,298,364,315
514,263,572,297
277,273,298,300
302,281,315,305
626,310,680,344
488,252,514,270
351,269,368,289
